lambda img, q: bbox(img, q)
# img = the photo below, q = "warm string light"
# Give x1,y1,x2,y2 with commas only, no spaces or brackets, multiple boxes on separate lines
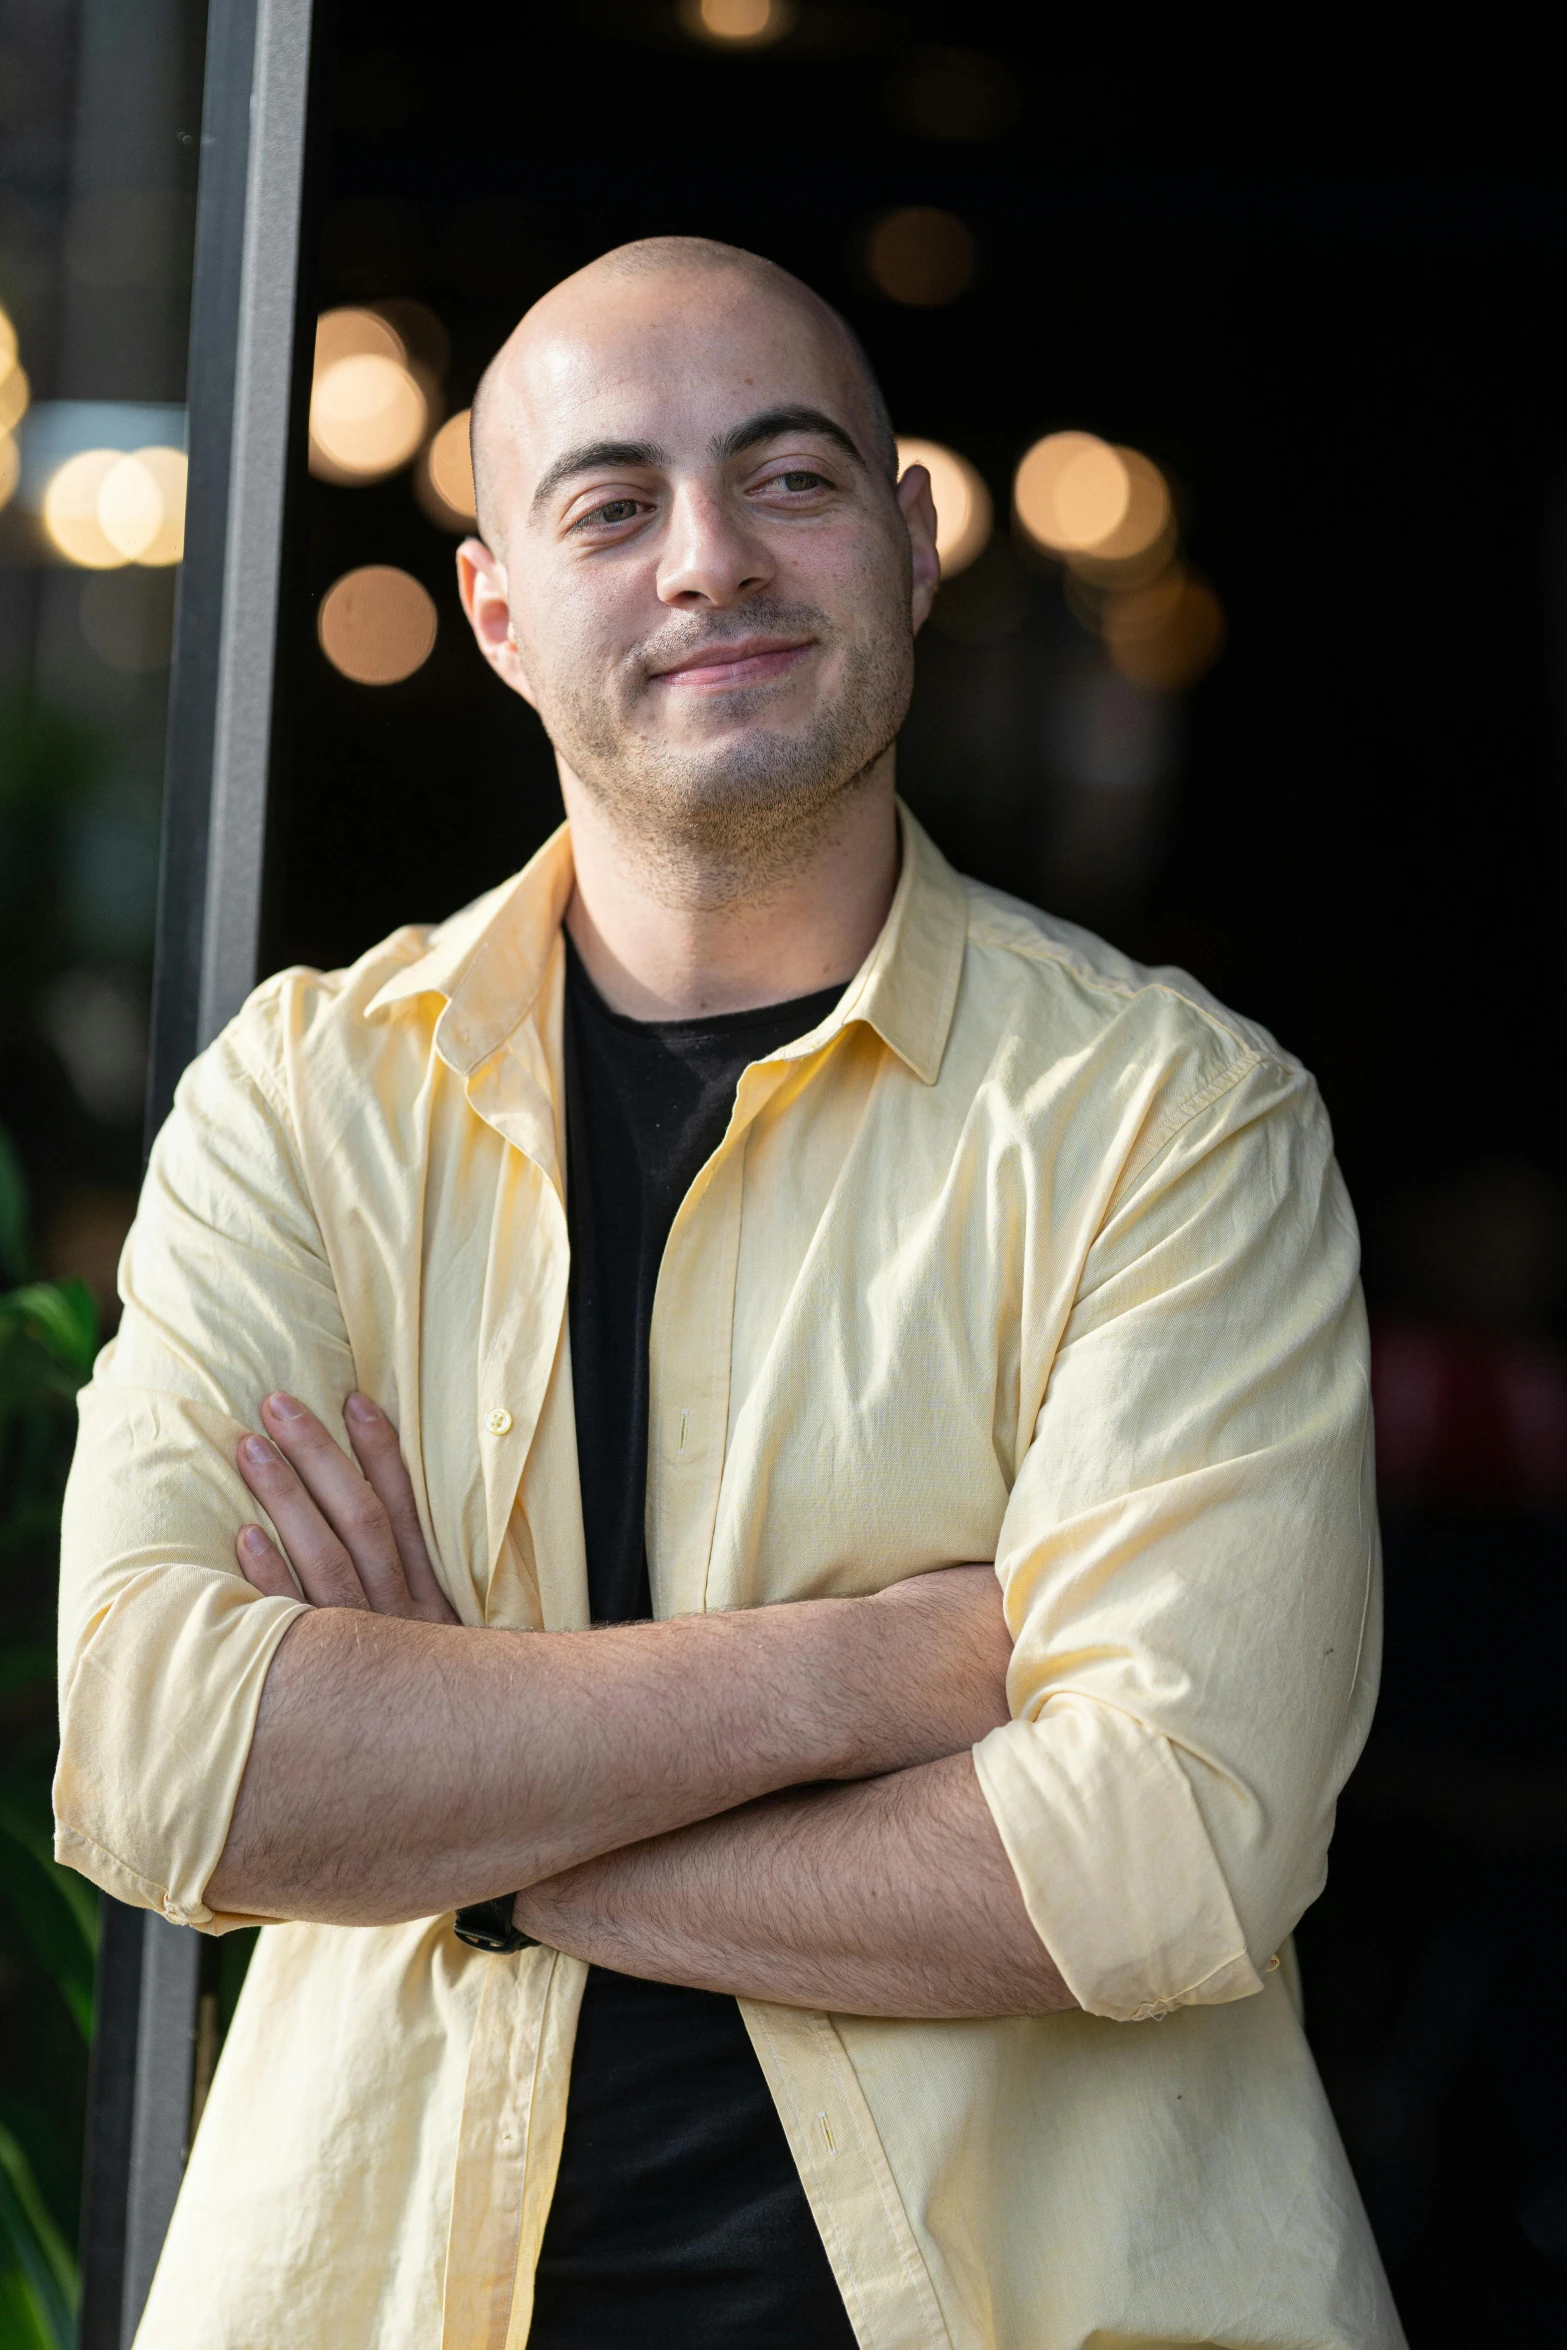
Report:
417,409,477,530
41,446,187,567
306,307,458,678
309,308,429,483
0,303,27,508
678,0,795,45
312,304,476,539
1014,430,1221,690
318,565,437,684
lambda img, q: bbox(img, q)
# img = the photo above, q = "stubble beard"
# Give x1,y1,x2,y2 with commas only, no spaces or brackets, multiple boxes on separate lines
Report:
531,598,914,910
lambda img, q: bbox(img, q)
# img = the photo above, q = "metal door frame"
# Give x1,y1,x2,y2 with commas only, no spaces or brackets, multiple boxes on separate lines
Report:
77,0,316,2338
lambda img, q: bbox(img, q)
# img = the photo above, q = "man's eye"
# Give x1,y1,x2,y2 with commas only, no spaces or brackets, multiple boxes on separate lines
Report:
771,470,828,493
584,498,641,527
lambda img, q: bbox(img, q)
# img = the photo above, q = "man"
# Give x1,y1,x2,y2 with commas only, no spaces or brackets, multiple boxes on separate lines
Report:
56,239,1402,2348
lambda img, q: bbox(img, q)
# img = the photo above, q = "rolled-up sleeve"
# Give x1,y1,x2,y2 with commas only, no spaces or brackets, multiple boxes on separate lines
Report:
53,990,347,1931
972,1051,1379,2022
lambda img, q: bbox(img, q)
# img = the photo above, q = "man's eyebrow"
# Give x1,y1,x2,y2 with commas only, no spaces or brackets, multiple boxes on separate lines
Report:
526,408,866,519
529,438,671,518
712,405,868,472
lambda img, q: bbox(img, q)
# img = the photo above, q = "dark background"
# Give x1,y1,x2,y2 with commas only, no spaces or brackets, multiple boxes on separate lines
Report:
5,2,1567,2337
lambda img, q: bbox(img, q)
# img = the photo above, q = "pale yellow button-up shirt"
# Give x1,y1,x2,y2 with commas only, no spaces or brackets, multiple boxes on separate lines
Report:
55,808,1402,2349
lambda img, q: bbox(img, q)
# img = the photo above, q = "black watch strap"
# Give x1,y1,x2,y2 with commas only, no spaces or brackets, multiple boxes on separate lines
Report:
453,1895,536,1954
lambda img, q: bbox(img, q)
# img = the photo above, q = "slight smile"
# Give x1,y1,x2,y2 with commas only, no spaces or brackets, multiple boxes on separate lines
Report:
650,637,815,692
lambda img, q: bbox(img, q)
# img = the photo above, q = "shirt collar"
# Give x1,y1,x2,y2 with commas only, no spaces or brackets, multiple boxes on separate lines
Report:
363,799,968,1089
801,801,966,1086
364,823,575,1076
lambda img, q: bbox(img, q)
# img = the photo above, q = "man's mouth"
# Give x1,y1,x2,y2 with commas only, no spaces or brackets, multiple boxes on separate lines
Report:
648,636,815,692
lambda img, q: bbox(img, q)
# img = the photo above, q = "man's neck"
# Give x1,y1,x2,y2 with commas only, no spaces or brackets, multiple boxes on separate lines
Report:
559,761,900,1020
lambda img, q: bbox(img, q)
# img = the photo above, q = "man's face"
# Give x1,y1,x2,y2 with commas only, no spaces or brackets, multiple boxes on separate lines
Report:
459,266,939,868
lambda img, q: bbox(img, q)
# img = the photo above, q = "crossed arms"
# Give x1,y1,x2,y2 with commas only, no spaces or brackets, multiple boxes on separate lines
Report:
57,997,1378,2030
204,1388,1075,2019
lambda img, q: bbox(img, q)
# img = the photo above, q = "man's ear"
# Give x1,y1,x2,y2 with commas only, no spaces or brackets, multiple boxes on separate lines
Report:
456,538,538,707
896,465,942,635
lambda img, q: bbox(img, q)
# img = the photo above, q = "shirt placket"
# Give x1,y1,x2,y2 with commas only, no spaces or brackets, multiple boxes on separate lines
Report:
644,1051,956,2350
646,1124,747,1618
645,1051,804,1617
440,1009,592,2350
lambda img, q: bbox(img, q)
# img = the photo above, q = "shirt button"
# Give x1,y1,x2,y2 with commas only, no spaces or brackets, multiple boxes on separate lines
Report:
484,1407,513,1436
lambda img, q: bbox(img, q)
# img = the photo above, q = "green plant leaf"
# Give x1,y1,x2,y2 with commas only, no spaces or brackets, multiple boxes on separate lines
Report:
0,1283,97,1382
0,1799,100,1967
0,2121,76,2349
0,2260,59,2350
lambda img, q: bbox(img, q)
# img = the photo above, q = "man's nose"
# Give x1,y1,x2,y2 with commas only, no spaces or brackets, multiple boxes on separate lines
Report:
656,480,774,607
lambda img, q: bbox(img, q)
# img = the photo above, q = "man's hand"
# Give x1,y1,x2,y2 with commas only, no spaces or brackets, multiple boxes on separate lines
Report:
235,1391,458,1622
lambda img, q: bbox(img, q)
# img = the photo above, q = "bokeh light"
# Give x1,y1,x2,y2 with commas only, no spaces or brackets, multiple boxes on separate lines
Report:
309,308,427,483
97,455,161,561
0,305,16,510
318,565,438,684
43,451,127,567
311,354,427,482
678,0,795,44
1101,567,1225,691
1014,433,1131,554
314,305,404,373
127,447,188,565
866,208,976,307
0,304,27,445
100,448,187,564
0,359,29,437
1066,448,1172,573
896,438,991,577
40,445,187,567
1015,433,1178,585
419,408,477,530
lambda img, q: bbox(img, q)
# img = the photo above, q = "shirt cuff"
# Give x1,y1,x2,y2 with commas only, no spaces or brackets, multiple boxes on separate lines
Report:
973,1696,1265,2022
54,1564,307,1933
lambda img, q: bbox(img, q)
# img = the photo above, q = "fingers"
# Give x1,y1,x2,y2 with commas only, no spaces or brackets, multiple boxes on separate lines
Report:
342,1394,457,1624
236,1429,377,1610
234,1391,458,1623
235,1520,301,1601
240,1392,415,1613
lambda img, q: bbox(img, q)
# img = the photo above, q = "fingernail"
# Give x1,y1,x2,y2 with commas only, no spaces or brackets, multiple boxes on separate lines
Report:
344,1392,379,1425
241,1435,277,1470
266,1392,304,1421
239,1524,268,1556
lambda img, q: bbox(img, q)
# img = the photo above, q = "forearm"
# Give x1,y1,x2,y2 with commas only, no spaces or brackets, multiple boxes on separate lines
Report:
207,1573,1006,1927
512,1750,1076,2018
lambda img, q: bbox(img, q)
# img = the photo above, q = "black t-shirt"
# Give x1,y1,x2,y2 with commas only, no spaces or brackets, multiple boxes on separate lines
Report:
527,936,859,2350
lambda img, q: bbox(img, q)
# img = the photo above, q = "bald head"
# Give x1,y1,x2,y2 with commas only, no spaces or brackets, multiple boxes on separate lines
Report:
469,237,896,549
452,234,941,903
